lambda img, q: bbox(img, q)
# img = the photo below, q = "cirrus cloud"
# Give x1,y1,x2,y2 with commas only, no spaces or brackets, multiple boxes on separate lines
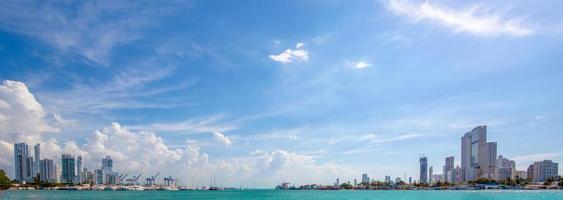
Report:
386,0,534,37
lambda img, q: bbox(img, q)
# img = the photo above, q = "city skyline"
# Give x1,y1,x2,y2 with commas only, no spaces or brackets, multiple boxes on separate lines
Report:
1,0,563,188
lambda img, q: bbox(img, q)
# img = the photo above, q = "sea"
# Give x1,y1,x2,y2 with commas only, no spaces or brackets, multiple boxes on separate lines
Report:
1,190,562,200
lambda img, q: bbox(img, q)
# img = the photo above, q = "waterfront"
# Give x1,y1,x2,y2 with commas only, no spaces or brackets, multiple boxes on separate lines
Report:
2,190,563,200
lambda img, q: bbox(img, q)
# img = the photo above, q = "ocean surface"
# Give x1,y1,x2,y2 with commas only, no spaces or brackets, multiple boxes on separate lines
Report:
1,190,563,200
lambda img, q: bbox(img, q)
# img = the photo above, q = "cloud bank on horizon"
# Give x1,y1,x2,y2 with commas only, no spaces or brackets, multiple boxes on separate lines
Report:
1,0,563,187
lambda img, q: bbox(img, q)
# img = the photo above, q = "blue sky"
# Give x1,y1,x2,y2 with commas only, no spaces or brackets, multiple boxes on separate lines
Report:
0,0,562,187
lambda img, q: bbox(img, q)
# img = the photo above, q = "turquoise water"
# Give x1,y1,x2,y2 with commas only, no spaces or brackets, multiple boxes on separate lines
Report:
1,190,563,200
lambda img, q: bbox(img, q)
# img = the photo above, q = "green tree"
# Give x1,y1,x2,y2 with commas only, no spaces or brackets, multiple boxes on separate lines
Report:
0,169,11,190
558,179,563,187
340,183,353,189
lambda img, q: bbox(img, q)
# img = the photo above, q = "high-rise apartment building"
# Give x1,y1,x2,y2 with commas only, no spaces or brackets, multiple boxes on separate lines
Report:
14,143,29,182
361,173,370,184
527,164,534,180
461,125,497,181
76,156,82,184
419,156,428,184
443,156,454,183
497,155,516,180
61,154,76,184
532,160,559,182
39,159,56,183
34,144,40,179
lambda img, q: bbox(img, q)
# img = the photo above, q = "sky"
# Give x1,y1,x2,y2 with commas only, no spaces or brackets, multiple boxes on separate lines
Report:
0,0,562,188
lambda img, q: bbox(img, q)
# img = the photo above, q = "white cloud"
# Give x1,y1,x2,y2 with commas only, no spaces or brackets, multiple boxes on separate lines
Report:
353,62,371,69
386,0,534,37
135,114,238,134
213,131,232,147
0,80,60,143
0,1,188,66
268,43,309,63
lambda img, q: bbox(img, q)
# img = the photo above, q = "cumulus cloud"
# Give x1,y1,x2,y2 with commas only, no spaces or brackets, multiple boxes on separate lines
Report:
269,43,309,63
386,0,534,37
213,131,232,147
0,79,357,187
0,80,59,143
346,60,371,69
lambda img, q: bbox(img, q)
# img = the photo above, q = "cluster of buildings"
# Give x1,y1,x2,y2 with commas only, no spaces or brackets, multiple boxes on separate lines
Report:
420,125,559,184
13,142,119,185
321,125,560,190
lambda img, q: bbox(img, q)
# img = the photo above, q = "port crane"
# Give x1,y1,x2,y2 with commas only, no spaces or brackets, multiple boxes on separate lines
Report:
126,173,143,185
119,173,129,185
163,176,177,187
146,172,160,186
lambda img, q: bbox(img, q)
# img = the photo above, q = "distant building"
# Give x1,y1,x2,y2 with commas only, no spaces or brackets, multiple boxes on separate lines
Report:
361,173,370,184
532,160,559,182
408,177,412,185
76,156,82,184
515,171,527,180
95,169,103,185
61,154,76,184
432,174,443,183
419,156,428,183
385,175,391,184
453,166,464,184
496,155,515,180
527,164,535,180
334,178,340,187
461,125,497,181
14,143,31,183
429,166,434,184
39,159,56,183
100,156,118,185
443,156,454,183
479,142,497,179
34,144,40,179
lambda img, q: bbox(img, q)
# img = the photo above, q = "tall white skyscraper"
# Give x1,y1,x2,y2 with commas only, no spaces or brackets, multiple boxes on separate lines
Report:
461,125,493,181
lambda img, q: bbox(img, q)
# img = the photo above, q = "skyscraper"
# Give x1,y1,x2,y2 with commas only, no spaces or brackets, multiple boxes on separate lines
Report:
76,156,82,184
419,156,428,184
461,125,496,181
100,155,118,185
444,156,454,183
39,159,56,183
102,156,113,171
428,166,433,184
14,143,30,183
61,154,76,184
361,173,370,184
480,142,497,179
34,144,40,179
